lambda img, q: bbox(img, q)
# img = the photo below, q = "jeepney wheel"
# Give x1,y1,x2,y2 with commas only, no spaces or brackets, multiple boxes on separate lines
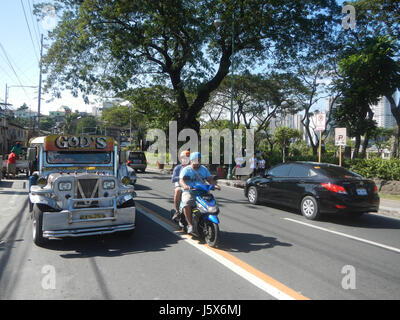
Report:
32,204,48,247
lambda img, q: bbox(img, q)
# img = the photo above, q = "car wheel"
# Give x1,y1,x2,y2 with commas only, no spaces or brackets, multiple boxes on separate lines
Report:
247,186,259,205
301,196,320,220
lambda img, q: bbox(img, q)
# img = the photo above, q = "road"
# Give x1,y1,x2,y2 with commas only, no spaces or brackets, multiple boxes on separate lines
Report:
0,172,399,300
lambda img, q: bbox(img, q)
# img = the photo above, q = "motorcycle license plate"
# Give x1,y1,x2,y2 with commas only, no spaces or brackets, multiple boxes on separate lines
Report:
80,214,105,220
356,188,367,196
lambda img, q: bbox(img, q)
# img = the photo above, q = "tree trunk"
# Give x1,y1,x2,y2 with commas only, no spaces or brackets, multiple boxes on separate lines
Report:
352,135,361,159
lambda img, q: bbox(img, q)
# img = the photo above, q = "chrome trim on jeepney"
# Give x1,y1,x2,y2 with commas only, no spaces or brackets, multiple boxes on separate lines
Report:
43,223,135,238
67,196,117,224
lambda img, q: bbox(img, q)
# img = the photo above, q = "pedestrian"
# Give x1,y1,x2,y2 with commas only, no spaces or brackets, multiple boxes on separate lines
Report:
7,151,17,179
258,155,266,175
249,155,258,177
233,155,244,179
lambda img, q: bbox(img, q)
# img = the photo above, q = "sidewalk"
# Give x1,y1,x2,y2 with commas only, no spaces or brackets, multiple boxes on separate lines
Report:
145,167,400,219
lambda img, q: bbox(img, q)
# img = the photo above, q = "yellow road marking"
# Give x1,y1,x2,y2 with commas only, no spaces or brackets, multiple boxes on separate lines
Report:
136,202,309,300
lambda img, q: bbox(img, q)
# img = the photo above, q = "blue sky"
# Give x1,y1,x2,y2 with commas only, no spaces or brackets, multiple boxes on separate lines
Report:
0,0,94,115
0,1,348,117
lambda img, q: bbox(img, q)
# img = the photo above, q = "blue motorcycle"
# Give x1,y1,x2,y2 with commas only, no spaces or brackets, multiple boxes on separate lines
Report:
172,184,220,247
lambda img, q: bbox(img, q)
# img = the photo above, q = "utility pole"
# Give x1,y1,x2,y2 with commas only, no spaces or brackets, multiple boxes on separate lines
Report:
4,84,7,110
37,34,43,135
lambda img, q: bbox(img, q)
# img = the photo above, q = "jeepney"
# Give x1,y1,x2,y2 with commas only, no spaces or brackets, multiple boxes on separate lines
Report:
28,135,136,246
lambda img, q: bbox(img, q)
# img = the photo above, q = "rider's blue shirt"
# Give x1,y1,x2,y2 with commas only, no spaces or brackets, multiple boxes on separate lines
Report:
179,165,211,188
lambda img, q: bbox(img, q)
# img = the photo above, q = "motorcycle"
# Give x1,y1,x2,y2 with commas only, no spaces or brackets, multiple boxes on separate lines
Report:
171,184,220,247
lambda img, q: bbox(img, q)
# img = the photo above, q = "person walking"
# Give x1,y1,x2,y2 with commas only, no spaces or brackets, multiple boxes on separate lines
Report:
7,151,17,179
258,155,266,175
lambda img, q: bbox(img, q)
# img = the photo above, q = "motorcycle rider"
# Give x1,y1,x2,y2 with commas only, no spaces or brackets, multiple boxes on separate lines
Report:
171,150,190,221
179,152,220,234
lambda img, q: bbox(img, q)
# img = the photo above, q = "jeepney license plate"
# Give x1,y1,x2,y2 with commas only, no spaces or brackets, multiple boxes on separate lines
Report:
80,214,105,220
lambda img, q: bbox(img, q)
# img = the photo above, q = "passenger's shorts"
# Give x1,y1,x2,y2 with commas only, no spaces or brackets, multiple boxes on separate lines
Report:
181,191,196,208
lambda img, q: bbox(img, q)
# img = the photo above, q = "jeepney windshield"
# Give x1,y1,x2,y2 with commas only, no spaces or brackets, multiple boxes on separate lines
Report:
46,151,112,164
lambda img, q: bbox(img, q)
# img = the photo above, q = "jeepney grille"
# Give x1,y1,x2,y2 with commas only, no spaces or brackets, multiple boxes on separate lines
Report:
75,178,99,207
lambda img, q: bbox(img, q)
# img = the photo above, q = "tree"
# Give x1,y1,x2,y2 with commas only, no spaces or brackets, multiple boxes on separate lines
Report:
36,0,340,132
75,116,99,135
273,127,302,163
332,35,400,158
348,1,400,156
371,127,394,155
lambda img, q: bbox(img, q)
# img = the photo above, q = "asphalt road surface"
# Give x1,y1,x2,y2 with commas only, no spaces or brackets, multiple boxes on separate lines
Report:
0,172,399,300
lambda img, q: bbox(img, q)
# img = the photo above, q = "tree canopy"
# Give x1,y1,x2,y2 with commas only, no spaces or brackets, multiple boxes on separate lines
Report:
36,0,340,132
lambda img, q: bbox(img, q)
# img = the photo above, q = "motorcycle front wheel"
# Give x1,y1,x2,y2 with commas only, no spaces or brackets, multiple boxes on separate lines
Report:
203,221,219,247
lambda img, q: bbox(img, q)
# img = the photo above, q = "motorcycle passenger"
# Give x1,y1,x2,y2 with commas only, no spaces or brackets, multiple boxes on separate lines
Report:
179,152,220,234
171,150,190,220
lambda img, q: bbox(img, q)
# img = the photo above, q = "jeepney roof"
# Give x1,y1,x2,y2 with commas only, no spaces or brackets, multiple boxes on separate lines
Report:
29,136,46,145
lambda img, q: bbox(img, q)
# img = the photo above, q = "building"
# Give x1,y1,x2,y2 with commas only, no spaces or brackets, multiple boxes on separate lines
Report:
370,95,397,128
13,108,38,120
0,118,29,155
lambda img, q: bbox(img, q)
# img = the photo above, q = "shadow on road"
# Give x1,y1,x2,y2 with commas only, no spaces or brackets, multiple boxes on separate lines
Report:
218,231,292,253
40,211,180,259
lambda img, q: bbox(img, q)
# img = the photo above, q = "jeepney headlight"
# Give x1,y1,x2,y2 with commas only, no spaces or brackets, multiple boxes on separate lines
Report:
103,180,115,189
121,176,130,185
58,182,72,191
37,178,47,187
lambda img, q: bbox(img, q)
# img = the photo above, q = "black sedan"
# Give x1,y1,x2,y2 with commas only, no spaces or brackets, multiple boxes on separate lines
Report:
244,162,379,220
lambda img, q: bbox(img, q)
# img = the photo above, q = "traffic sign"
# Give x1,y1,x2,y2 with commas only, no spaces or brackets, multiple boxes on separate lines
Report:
315,113,326,131
335,128,347,146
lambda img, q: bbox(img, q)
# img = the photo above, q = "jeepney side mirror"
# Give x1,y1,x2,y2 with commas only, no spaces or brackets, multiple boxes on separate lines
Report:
27,148,36,161
120,149,127,164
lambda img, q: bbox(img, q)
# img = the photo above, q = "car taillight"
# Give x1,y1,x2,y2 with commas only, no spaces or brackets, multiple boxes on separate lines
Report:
373,185,378,193
321,183,348,194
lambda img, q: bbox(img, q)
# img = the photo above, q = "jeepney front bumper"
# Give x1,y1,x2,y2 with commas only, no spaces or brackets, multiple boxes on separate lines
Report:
41,196,136,238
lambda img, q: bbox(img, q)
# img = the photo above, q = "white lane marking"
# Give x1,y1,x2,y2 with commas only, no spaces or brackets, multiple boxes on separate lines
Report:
137,206,298,300
284,218,400,254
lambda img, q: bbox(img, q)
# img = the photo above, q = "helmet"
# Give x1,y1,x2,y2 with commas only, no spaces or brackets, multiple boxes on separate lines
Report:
189,152,202,161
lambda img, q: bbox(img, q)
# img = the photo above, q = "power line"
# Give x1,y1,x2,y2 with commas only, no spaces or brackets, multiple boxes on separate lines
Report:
0,41,31,99
28,0,41,48
20,0,40,63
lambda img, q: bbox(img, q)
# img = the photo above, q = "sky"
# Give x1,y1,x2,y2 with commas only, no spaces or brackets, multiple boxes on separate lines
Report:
0,0,341,118
0,0,96,115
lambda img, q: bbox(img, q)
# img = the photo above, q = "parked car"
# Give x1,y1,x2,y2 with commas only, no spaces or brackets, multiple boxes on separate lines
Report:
127,151,147,172
244,162,379,220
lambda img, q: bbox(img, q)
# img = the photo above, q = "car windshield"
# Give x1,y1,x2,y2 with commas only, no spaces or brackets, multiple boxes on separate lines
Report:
46,151,112,164
319,166,361,179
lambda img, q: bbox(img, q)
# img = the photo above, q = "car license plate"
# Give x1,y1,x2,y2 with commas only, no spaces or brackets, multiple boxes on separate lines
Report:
80,214,105,220
356,188,368,196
